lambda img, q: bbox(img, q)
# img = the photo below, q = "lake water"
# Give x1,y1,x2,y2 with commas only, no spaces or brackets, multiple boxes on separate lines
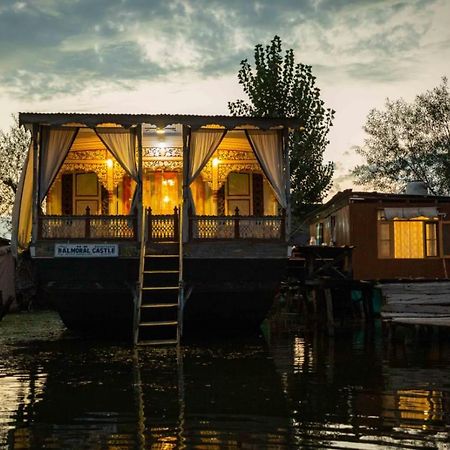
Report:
1,311,449,449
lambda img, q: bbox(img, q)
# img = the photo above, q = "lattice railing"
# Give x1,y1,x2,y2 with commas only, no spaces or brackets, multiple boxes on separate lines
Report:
190,213,285,240
147,207,179,241
39,214,137,240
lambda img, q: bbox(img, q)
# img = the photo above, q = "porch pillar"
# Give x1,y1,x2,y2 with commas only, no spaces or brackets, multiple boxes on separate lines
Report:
283,127,291,242
31,124,40,243
137,123,143,241
182,125,190,242
211,190,219,216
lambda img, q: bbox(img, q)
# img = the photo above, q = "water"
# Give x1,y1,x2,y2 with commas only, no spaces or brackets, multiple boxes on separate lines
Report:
1,312,450,449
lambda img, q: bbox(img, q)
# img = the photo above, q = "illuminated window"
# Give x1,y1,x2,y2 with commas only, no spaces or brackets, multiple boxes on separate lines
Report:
378,214,438,259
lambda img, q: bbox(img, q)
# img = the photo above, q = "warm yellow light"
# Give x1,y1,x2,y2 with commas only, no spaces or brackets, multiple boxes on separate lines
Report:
162,180,167,186
106,159,113,168
212,157,220,167
163,195,170,203
156,128,165,135
157,141,166,148
167,179,175,186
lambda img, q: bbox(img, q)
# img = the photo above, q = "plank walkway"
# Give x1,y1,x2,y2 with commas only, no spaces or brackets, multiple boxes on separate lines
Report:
380,282,450,328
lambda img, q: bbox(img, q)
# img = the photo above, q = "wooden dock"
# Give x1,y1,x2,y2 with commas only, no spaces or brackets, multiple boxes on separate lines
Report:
380,282,450,334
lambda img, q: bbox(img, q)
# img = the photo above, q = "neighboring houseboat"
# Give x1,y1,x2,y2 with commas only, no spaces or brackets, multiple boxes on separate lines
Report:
305,187,450,281
12,113,300,343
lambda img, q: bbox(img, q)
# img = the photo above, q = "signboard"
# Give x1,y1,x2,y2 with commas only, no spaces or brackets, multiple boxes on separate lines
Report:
54,243,119,258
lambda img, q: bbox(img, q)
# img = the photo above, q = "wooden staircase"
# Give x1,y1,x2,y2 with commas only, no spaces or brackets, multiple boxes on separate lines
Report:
134,207,183,345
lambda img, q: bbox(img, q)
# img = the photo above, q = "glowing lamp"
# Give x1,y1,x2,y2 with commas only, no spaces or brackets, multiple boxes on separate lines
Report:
156,128,165,135
106,159,113,168
163,195,170,203
212,157,220,167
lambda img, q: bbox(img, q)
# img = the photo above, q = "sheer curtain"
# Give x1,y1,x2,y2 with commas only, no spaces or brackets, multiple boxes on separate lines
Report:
11,144,33,256
246,130,287,209
188,129,226,213
39,127,79,203
182,129,226,240
95,128,138,181
188,129,226,184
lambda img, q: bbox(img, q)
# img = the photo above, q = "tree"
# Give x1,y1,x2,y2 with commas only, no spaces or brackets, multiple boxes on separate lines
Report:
353,77,450,195
228,35,334,214
0,116,30,233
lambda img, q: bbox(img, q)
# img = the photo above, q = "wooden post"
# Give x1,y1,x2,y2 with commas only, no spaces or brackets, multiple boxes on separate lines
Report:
147,207,152,241
85,206,91,238
31,124,40,243
280,208,286,241
234,207,240,239
182,125,190,242
283,127,291,242
188,205,193,240
132,206,138,239
324,288,334,336
37,214,43,239
173,206,179,241
137,124,143,242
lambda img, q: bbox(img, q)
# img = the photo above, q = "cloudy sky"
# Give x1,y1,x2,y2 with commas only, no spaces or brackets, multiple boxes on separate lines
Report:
0,0,449,195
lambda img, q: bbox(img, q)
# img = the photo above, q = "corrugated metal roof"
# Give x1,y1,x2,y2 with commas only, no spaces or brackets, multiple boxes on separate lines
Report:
19,112,303,130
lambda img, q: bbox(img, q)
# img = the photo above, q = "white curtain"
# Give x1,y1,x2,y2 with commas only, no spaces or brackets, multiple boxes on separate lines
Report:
96,128,138,181
11,143,33,256
188,129,226,185
246,130,287,208
39,127,79,203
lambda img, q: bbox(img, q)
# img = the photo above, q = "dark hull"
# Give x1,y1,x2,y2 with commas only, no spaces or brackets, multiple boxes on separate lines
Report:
36,255,286,339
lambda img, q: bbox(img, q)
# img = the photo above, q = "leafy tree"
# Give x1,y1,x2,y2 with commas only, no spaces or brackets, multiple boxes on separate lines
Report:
0,116,30,233
228,35,334,214
353,77,450,195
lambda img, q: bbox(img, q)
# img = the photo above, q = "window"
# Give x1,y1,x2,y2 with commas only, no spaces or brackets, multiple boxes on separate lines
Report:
378,213,439,259
316,223,324,245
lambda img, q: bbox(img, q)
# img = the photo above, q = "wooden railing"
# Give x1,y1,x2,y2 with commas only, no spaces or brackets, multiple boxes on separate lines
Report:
38,207,285,241
189,208,286,240
146,207,179,241
38,207,137,240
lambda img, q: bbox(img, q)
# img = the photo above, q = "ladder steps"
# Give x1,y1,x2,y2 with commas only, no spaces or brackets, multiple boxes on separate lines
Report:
143,270,179,274
142,286,178,291
141,303,178,308
140,321,178,327
137,339,178,346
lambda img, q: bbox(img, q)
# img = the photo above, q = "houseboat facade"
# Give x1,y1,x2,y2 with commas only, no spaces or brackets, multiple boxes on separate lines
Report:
306,189,450,281
12,113,299,342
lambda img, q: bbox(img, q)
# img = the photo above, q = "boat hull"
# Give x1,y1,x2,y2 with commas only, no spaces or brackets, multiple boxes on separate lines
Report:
34,244,287,338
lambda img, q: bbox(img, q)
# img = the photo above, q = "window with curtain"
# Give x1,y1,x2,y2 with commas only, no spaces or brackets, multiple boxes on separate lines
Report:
377,216,439,259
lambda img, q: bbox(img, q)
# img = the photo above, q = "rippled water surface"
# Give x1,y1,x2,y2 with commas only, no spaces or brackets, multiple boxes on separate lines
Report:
1,311,450,449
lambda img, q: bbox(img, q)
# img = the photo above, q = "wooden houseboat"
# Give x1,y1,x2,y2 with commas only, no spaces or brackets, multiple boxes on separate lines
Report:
305,188,450,281
12,113,300,343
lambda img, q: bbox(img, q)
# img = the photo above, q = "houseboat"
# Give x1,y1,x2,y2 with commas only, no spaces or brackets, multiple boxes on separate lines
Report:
12,113,300,343
305,188,450,281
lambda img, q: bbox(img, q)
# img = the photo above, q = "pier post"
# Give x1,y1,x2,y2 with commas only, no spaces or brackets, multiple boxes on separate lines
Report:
324,288,334,335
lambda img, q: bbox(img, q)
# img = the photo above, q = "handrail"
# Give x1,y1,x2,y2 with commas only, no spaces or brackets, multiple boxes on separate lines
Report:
177,204,184,341
190,213,284,240
133,206,147,344
38,213,137,240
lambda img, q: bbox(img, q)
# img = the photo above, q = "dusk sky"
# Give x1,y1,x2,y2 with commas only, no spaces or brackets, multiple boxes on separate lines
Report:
0,0,449,195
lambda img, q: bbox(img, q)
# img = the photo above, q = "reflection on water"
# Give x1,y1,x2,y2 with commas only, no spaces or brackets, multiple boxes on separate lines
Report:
1,312,450,449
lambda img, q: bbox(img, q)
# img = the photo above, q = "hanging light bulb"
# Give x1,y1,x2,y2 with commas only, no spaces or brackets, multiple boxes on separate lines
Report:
106,159,113,168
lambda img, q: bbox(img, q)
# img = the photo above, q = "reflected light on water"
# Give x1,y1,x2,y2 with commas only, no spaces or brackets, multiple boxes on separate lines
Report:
0,312,450,449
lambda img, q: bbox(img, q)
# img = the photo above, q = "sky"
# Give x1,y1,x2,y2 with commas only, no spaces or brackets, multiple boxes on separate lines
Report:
0,0,449,196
